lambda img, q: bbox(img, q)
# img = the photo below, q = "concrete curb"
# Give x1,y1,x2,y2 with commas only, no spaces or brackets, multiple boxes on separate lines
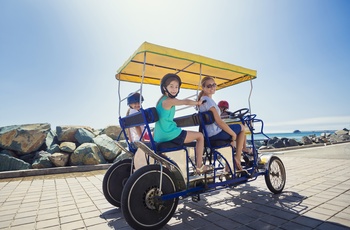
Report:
258,140,349,153
0,164,112,179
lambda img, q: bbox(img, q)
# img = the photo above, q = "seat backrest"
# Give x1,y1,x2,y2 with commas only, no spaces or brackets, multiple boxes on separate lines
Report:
119,107,158,152
173,113,201,127
119,107,158,129
198,111,231,148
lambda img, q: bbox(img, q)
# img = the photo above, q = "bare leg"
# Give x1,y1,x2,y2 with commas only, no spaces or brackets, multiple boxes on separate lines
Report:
184,131,204,169
234,130,245,170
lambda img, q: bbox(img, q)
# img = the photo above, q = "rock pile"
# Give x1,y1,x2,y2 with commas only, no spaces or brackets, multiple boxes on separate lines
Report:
0,123,126,172
258,128,350,150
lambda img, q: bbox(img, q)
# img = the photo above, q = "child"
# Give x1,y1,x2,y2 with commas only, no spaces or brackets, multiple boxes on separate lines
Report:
126,92,150,142
198,76,249,170
154,73,212,174
218,100,231,119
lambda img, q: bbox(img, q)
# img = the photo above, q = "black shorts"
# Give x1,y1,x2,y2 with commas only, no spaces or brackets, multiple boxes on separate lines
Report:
169,130,187,145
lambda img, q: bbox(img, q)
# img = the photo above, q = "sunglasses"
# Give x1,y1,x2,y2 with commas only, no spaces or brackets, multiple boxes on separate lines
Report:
205,83,217,89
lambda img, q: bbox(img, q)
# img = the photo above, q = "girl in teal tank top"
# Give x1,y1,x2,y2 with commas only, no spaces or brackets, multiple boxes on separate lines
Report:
154,73,213,175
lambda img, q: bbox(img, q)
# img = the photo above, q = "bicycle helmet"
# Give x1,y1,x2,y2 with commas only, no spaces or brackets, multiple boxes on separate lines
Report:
160,73,182,98
218,100,229,109
127,92,144,107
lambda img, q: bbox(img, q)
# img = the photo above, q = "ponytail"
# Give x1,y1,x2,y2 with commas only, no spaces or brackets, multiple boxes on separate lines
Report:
198,90,204,101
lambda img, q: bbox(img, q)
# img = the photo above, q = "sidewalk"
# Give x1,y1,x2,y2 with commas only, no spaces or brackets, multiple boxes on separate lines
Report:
1,143,350,229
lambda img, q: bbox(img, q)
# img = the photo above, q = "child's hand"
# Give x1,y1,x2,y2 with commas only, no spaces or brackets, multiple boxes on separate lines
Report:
198,99,207,105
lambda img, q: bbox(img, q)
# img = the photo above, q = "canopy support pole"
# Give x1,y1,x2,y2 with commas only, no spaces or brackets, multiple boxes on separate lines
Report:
140,52,147,104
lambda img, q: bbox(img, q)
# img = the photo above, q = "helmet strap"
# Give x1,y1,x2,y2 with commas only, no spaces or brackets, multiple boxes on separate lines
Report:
164,87,178,98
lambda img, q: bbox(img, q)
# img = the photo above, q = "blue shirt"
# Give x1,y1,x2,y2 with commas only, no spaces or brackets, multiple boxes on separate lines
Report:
154,96,182,142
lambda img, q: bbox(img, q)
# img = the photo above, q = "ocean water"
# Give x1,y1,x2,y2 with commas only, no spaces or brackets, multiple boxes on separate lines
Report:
251,130,335,141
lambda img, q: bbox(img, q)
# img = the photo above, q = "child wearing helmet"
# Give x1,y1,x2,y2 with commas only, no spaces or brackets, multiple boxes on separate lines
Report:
218,100,230,119
126,92,150,142
154,73,213,175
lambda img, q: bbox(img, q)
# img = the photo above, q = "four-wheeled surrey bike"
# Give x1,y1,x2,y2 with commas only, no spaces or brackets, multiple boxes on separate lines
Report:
102,42,286,229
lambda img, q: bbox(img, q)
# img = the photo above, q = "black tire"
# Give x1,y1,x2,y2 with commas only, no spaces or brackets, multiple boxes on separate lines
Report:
121,165,178,230
102,159,132,207
265,156,286,194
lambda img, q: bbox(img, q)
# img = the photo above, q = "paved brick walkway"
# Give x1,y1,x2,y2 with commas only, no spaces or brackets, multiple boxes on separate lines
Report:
1,143,350,229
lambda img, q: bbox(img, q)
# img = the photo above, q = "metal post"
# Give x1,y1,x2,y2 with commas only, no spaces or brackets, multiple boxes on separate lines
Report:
140,52,147,105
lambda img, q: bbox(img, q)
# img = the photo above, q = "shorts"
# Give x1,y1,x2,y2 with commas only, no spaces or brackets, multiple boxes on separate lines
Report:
169,130,187,145
209,124,242,141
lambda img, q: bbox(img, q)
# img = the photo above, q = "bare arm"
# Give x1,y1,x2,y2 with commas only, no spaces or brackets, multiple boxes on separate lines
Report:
162,98,203,110
209,107,237,140
135,126,143,141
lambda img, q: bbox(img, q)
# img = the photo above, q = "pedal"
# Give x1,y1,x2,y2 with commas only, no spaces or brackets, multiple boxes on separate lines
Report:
236,169,252,178
191,194,200,202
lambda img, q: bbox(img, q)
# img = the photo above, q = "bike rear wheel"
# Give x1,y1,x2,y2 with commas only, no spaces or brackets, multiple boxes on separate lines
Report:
121,165,178,229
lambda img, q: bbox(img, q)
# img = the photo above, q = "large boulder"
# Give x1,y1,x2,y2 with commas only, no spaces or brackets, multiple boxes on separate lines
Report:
59,142,76,153
93,134,122,161
56,126,94,142
0,123,51,154
75,128,95,144
69,143,106,165
267,137,285,148
49,152,70,167
0,149,17,157
301,136,313,145
32,150,53,169
335,129,349,135
47,144,60,154
0,154,31,171
100,125,123,140
44,130,58,149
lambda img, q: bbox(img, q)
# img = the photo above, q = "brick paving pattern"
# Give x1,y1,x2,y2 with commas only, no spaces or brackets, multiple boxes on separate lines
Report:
1,143,350,229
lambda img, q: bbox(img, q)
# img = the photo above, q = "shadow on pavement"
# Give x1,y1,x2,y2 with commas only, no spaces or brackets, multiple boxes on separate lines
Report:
101,183,349,230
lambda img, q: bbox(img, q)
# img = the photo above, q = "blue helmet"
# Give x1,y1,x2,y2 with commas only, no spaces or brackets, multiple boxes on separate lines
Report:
127,92,144,107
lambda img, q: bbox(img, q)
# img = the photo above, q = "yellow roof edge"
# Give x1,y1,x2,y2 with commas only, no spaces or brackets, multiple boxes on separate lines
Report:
115,41,257,79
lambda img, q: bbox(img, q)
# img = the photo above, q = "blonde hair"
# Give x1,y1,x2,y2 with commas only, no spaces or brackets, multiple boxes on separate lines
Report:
198,76,215,101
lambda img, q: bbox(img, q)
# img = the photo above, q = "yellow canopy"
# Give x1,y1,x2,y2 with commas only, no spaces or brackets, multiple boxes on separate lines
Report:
116,42,257,91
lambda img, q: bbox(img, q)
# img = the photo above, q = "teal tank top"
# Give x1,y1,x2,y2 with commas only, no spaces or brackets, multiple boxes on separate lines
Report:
154,96,182,142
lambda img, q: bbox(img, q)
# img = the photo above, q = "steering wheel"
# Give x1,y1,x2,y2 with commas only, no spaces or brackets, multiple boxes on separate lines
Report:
229,108,250,120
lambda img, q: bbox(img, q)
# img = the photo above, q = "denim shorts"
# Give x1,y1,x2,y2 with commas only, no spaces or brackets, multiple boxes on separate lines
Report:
169,130,187,145
209,124,242,141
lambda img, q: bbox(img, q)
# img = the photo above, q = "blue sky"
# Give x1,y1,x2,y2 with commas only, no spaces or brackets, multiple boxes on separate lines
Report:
1,0,349,133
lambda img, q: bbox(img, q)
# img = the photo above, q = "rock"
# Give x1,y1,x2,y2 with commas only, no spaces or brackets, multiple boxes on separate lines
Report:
267,137,285,148
93,134,122,161
32,150,53,169
19,153,36,164
272,139,285,148
287,139,299,147
0,123,51,154
100,125,123,140
44,129,58,149
300,136,313,145
335,129,349,135
329,133,350,142
59,142,76,153
69,143,106,165
56,125,94,142
75,128,95,144
113,150,133,163
0,149,17,157
47,144,61,154
0,154,31,171
49,152,70,167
